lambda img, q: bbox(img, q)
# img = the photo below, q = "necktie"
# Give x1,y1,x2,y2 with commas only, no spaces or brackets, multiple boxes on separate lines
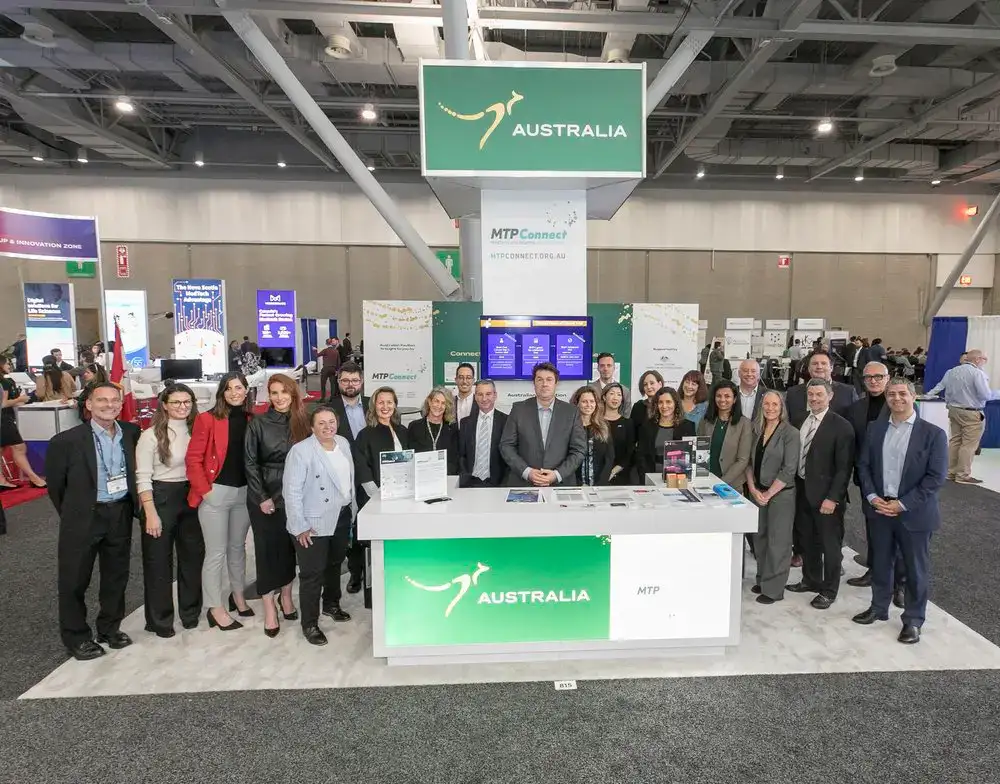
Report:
799,415,818,476
473,415,491,481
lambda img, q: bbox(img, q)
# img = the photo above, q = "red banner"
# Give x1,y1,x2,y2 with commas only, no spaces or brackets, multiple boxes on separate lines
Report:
115,244,130,278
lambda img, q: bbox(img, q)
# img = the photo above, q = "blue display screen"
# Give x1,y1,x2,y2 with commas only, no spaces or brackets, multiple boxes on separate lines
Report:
479,315,593,381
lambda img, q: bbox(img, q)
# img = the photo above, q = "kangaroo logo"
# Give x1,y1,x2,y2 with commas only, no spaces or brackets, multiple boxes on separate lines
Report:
438,91,524,150
405,562,491,617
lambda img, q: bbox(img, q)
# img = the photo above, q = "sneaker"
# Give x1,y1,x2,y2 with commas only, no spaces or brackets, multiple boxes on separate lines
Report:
955,476,983,485
946,474,956,481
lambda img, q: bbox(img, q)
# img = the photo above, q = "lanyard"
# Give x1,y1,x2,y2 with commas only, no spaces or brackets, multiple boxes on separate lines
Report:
426,419,442,450
93,428,123,476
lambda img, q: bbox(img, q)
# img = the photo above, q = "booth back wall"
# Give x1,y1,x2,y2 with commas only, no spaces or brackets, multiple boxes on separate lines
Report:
0,244,948,353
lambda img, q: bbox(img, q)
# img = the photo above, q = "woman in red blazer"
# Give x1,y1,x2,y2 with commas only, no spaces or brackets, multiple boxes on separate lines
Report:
186,372,254,631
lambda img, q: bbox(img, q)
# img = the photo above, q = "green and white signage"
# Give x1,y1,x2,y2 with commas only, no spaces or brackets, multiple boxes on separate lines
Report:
420,62,646,178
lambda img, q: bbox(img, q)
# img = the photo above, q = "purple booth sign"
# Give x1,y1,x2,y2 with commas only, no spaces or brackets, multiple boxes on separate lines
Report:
257,290,296,348
0,207,99,262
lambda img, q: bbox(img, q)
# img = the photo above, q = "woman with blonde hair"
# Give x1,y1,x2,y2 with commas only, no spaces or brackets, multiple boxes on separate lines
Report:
406,386,458,474
571,386,615,486
745,390,800,604
136,382,203,637
244,373,310,637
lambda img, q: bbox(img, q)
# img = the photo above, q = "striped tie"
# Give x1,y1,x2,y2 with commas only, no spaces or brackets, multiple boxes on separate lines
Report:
473,415,491,481
799,415,818,476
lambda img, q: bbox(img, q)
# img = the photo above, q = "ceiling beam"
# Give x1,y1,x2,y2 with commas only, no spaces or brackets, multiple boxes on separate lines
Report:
0,77,171,167
134,8,339,171
7,0,1000,47
807,72,1000,181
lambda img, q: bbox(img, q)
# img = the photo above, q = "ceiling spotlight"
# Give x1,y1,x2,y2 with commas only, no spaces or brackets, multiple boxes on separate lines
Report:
817,117,834,135
695,165,706,179
360,103,377,121
31,153,44,162
854,168,865,182
76,148,88,164
193,154,205,168
931,178,942,186
366,159,376,172
277,159,287,169
114,96,135,114
775,166,785,180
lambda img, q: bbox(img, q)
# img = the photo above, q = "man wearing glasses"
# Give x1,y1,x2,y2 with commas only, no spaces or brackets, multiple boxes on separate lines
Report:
926,349,1000,484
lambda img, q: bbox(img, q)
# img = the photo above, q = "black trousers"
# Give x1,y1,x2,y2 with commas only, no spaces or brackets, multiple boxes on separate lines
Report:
293,506,352,627
795,478,845,599
58,499,133,648
320,368,338,400
141,481,205,631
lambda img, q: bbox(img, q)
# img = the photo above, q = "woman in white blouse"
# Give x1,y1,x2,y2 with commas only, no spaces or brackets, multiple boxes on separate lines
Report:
135,383,204,638
283,406,355,646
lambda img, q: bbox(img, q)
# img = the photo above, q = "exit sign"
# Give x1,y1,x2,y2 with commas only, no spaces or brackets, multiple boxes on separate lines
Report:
959,274,973,286
66,260,96,278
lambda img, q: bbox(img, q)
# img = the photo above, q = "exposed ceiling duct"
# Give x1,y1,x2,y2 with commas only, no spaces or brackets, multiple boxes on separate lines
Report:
392,0,442,63
689,139,939,175
600,0,650,64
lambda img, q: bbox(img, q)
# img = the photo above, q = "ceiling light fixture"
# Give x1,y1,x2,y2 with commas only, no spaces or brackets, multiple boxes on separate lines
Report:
931,178,942,186
695,165,706,179
76,148,89,164
360,103,377,121
854,168,865,182
194,154,205,168
366,158,376,172
115,96,135,114
775,165,785,180
31,153,44,162
277,158,287,169
816,117,834,135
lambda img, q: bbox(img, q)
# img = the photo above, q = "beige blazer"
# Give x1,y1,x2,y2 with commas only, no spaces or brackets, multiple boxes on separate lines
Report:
34,371,76,402
697,415,753,489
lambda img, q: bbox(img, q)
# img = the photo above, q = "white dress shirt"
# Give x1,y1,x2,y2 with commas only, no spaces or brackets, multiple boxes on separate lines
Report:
739,386,759,420
455,393,474,424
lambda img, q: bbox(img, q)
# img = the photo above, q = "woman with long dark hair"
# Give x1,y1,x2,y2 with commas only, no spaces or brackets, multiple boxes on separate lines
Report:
636,387,696,477
629,370,664,432
571,386,615,486
186,371,254,632
136,383,204,637
0,355,45,488
697,379,753,489
244,373,309,637
601,382,635,485
34,360,75,402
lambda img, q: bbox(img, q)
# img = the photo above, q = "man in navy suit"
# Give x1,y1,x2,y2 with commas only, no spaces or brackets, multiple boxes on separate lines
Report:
854,377,947,644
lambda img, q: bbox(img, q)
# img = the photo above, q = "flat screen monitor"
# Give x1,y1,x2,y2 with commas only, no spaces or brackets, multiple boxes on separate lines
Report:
161,358,203,382
479,315,593,381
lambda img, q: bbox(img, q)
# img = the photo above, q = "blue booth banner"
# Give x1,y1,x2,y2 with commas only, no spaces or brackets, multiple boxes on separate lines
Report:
0,207,99,262
257,289,296,349
172,279,226,375
24,282,76,370
105,289,149,370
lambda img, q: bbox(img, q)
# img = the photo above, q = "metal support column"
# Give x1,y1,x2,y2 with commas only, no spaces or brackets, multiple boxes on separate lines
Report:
216,5,460,298
923,191,1000,325
443,0,469,59
645,31,713,115
459,217,482,302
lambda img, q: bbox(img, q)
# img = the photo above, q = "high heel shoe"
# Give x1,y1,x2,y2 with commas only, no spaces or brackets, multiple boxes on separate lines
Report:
276,591,298,621
228,593,255,617
264,620,280,638
206,609,243,631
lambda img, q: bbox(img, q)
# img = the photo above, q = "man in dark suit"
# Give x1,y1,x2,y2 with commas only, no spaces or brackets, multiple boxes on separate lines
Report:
499,362,586,487
787,378,856,609
327,361,368,447
786,350,858,428
854,378,947,644
737,359,768,422
452,362,478,430
45,382,140,661
458,380,508,487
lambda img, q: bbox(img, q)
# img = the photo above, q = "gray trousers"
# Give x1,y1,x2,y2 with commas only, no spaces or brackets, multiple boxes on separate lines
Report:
198,483,251,609
754,487,796,600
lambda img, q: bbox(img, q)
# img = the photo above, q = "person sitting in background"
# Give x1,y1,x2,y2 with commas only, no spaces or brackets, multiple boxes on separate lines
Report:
697,380,753,491
48,348,74,373
600,382,635,485
570,386,615,486
33,359,76,402
77,363,109,421
407,386,459,475
629,370,664,433
636,387,695,478
92,342,108,367
680,370,709,427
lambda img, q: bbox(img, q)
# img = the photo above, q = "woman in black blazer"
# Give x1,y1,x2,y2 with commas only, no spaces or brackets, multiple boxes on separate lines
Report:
629,369,665,433
636,387,696,478
354,386,411,510
406,386,459,475
601,382,635,485
570,386,615,486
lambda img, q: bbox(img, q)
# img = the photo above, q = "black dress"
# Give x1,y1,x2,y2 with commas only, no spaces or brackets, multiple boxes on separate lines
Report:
406,417,459,475
244,408,296,594
576,432,615,486
0,375,24,446
606,417,636,485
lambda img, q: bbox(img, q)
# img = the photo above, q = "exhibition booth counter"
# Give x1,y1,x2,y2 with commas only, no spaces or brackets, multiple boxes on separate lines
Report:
358,477,757,666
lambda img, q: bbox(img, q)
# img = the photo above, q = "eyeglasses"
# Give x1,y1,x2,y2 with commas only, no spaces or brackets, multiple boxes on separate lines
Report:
862,374,887,381
339,379,362,385
166,400,193,408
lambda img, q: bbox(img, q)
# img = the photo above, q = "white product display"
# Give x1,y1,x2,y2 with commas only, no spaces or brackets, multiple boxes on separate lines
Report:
380,450,415,501
413,449,449,501
16,401,81,441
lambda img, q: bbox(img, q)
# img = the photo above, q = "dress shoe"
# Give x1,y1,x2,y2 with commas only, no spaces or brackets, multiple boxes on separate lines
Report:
264,623,280,638
893,588,905,608
228,593,255,617
898,625,921,644
67,640,106,661
303,625,328,646
181,618,199,630
852,607,887,625
790,555,803,568
810,595,834,610
206,609,243,631
144,625,176,639
847,570,872,588
756,595,781,605
96,631,133,649
322,604,352,622
346,579,363,594
750,585,762,595
955,476,983,485
786,582,818,593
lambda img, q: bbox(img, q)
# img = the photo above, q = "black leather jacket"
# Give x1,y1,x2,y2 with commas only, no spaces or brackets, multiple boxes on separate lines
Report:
244,409,292,508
